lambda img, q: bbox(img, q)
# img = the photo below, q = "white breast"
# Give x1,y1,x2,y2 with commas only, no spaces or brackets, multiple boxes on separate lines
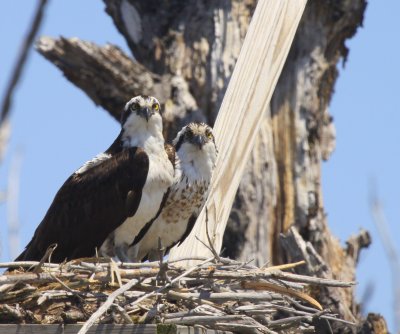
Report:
111,150,174,247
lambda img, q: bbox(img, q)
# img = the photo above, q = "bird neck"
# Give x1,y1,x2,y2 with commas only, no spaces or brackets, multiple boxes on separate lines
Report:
176,145,216,182
121,116,165,155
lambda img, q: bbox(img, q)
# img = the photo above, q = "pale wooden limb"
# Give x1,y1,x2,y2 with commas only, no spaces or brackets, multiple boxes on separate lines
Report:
169,0,308,265
167,291,275,303
0,261,59,268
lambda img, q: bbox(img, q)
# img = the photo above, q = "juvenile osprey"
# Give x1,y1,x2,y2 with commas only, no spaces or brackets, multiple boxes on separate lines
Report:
15,95,174,263
128,122,217,261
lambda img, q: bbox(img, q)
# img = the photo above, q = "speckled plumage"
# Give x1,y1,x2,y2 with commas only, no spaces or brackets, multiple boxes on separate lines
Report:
129,123,217,261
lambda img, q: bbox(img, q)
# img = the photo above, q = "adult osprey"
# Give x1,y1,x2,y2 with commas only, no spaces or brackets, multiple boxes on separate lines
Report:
128,122,217,261
15,95,174,263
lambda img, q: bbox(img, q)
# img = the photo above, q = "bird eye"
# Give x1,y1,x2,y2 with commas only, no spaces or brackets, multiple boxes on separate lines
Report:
153,103,160,111
206,131,213,139
130,102,140,111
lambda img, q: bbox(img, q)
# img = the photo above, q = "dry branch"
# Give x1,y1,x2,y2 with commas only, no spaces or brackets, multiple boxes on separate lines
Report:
0,256,355,333
36,37,165,121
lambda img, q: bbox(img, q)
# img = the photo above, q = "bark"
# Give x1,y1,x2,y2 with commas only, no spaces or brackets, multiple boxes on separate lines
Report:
35,0,384,331
36,37,162,121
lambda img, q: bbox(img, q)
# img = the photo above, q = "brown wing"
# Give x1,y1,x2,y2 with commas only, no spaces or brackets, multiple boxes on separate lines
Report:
15,147,149,263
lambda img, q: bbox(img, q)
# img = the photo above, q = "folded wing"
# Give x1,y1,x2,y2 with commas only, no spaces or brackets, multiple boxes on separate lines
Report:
15,147,149,262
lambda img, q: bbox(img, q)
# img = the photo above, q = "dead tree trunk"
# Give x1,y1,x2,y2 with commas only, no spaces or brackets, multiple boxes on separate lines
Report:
36,0,387,331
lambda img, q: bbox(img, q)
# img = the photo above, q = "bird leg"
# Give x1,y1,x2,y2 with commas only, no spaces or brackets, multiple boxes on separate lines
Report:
115,243,131,263
127,244,140,263
154,238,170,285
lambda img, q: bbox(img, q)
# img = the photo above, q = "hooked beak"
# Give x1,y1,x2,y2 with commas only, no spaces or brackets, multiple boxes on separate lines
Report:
139,107,154,122
193,135,206,149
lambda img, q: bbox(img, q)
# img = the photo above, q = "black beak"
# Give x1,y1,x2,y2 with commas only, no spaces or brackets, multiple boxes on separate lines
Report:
194,135,206,149
139,107,154,122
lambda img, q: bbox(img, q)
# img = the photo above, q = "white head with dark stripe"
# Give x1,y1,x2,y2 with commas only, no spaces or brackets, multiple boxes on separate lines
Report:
121,95,163,148
173,122,217,180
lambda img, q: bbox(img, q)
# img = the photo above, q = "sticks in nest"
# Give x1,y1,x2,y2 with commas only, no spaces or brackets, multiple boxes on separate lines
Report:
0,256,356,334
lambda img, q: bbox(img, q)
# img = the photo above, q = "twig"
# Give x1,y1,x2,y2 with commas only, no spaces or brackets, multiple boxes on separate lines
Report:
241,280,322,310
205,207,221,261
164,314,247,324
197,269,355,287
0,256,357,331
167,256,210,264
32,243,57,273
0,261,59,268
111,303,133,324
0,304,24,320
78,257,215,333
263,261,306,272
0,0,49,124
48,273,85,303
110,258,122,287
167,290,275,303
77,278,139,334
127,256,215,314
268,311,328,329
270,303,356,327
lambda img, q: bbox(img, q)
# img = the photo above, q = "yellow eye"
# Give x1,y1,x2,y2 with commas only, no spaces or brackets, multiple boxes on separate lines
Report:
153,103,160,111
206,131,213,139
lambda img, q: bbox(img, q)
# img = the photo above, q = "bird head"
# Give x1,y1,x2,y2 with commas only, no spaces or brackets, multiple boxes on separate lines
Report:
173,122,218,172
121,95,162,132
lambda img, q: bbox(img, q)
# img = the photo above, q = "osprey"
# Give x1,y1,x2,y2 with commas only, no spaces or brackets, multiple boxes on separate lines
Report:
15,95,174,263
128,122,217,261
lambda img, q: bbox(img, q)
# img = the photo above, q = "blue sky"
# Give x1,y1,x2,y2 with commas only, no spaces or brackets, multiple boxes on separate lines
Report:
1,0,399,331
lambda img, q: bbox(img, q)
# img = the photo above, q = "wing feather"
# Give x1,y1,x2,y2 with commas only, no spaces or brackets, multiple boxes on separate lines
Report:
15,147,149,262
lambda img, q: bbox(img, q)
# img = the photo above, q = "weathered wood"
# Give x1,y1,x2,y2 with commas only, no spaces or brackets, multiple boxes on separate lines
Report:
280,227,362,326
169,0,307,263
36,37,165,121
0,324,230,334
104,0,254,129
77,257,214,334
0,257,353,332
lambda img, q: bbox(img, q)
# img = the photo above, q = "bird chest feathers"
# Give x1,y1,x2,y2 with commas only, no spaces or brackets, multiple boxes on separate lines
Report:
163,180,207,223
111,150,174,245
136,151,174,220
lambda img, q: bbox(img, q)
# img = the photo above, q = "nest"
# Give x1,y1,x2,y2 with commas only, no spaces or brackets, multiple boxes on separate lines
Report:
0,256,356,333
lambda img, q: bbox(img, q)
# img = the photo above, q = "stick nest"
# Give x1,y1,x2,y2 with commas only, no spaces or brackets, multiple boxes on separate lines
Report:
0,256,356,333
